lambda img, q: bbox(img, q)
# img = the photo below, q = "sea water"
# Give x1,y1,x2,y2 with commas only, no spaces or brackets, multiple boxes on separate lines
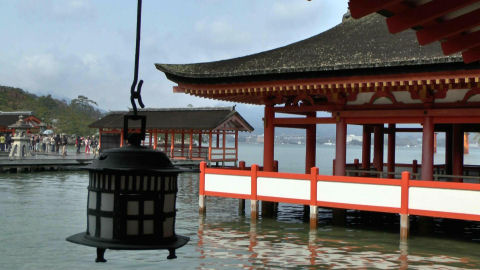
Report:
1,143,480,269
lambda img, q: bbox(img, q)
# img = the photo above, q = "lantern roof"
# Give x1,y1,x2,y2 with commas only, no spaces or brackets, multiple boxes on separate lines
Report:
89,106,254,132
156,13,469,85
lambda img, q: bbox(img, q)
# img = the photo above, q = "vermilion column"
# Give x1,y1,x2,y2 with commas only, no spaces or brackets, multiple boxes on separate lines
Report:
362,125,371,171
373,125,384,173
164,132,168,153
262,103,275,217
452,124,464,182
263,103,275,171
421,117,434,181
153,129,158,150
334,118,346,176
305,112,316,173
387,124,396,179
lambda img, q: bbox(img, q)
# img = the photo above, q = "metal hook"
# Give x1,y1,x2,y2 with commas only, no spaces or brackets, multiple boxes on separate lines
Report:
130,0,145,116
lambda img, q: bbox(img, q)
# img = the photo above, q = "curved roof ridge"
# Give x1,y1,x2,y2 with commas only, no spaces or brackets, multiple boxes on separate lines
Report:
156,13,465,84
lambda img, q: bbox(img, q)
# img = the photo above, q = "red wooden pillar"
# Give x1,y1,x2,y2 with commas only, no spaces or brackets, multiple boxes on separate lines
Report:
464,133,469,154
421,117,434,181
263,103,275,172
120,129,124,147
387,124,396,179
189,130,193,159
334,118,346,176
216,131,220,148
305,112,316,173
170,130,175,158
153,129,158,150
373,125,384,173
262,103,275,217
208,131,213,161
445,126,453,175
362,125,371,171
452,124,464,182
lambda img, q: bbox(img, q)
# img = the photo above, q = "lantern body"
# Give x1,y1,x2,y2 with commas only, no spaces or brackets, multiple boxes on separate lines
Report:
67,146,189,258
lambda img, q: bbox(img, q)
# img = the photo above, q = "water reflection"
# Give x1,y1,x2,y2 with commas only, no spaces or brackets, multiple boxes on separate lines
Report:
197,216,480,269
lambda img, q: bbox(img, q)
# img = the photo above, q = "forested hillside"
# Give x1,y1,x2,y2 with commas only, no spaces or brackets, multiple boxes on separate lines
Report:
0,85,103,135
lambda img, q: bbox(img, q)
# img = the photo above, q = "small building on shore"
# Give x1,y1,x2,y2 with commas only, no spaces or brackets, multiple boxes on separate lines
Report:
89,107,254,166
0,111,44,134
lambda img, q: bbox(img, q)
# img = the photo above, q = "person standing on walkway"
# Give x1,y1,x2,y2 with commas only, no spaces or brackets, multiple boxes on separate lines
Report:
55,134,61,154
5,133,11,152
84,136,90,154
0,134,6,152
61,135,68,157
50,135,55,152
75,136,82,153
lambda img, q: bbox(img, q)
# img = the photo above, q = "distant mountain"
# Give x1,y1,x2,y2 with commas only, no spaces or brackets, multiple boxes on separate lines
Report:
0,85,102,135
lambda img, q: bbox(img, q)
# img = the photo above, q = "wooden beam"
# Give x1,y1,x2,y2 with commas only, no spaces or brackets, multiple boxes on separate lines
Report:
386,0,479,34
442,30,480,55
348,0,403,19
417,8,480,45
462,45,480,64
273,117,336,125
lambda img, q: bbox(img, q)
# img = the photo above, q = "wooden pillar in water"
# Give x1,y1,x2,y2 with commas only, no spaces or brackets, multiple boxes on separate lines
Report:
238,161,246,214
333,118,347,225
421,116,434,181
170,130,175,158
452,124,464,182
262,103,275,217
305,112,317,226
120,129,124,147
464,133,469,154
189,130,193,160
362,125,371,173
400,171,410,240
387,124,396,179
373,125,384,175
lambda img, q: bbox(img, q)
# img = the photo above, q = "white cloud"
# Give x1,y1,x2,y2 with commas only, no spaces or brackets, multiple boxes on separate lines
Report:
15,0,96,22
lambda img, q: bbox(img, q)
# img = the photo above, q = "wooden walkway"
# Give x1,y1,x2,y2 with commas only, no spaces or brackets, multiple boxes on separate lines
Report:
0,152,94,172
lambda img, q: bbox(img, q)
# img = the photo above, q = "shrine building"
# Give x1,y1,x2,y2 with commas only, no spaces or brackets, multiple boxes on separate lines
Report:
156,11,480,237
89,107,253,166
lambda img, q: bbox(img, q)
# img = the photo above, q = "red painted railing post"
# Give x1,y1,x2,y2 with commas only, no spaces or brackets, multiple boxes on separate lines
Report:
310,167,319,229
400,171,410,240
251,164,259,220
199,162,206,214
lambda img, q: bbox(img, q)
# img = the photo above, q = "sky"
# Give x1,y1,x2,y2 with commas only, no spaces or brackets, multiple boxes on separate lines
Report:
0,0,348,115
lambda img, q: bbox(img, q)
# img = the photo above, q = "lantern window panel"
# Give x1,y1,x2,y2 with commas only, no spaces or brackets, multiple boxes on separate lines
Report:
88,191,97,209
163,217,174,238
144,200,154,215
127,201,139,215
163,194,175,213
100,193,114,212
143,220,154,235
100,217,113,239
126,220,139,235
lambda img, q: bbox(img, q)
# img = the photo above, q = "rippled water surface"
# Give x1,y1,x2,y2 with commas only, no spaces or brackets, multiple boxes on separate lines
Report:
1,144,480,269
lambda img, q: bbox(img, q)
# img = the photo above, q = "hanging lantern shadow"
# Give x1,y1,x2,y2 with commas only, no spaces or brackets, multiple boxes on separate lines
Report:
67,114,189,262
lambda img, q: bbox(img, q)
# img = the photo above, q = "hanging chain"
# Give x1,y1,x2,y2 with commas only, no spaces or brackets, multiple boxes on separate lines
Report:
130,0,145,116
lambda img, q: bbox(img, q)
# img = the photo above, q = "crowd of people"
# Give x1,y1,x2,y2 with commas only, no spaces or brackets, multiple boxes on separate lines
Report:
0,133,99,157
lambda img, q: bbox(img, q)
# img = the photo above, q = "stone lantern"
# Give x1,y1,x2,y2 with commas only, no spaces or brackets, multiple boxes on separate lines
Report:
9,115,32,158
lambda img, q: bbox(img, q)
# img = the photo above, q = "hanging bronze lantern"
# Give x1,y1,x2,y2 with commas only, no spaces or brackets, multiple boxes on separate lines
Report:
67,115,189,262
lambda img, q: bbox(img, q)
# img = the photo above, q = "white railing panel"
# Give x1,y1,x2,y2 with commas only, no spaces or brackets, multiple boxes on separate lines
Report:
257,177,310,200
409,187,480,215
317,182,401,208
205,174,251,195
